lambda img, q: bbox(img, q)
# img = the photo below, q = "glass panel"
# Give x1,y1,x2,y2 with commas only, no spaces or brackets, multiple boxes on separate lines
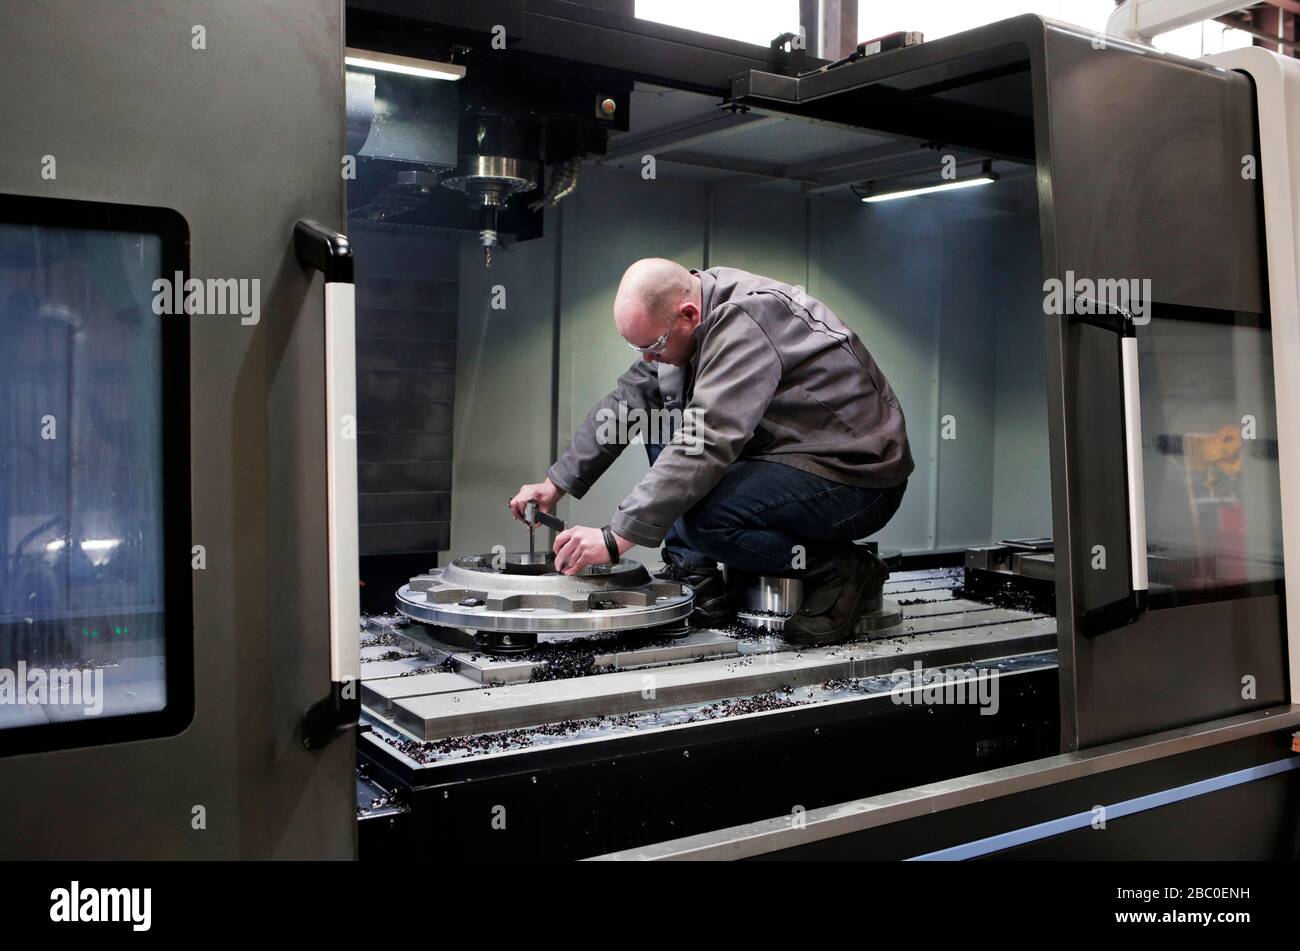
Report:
858,0,1115,43
1137,310,1284,599
856,0,1254,55
635,0,800,48
0,222,168,727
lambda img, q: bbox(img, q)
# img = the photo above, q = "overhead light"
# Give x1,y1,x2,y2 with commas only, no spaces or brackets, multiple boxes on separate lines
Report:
79,539,121,552
860,160,999,203
79,537,121,567
344,48,465,81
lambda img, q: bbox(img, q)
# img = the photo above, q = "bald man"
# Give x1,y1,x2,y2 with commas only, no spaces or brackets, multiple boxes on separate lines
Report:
510,259,913,646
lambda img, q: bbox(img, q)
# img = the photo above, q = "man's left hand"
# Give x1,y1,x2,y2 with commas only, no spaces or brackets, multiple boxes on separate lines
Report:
553,526,634,576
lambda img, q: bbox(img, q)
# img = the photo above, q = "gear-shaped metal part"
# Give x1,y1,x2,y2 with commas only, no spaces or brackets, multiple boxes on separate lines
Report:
395,554,694,637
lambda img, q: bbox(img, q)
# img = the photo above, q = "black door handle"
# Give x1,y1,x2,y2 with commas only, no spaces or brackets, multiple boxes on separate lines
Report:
1071,298,1149,635
295,220,361,748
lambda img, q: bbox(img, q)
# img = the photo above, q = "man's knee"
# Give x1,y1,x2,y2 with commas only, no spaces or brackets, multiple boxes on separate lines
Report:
675,505,735,560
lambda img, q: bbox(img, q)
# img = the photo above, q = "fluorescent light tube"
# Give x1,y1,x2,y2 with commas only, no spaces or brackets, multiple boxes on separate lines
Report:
344,48,465,81
861,174,996,203
80,539,121,552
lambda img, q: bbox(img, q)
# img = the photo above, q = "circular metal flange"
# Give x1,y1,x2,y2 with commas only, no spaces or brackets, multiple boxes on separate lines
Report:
729,573,803,614
853,541,904,570
735,598,903,639
857,598,904,635
422,625,539,655
502,552,554,575
395,555,694,635
416,615,695,656
876,548,904,569
727,569,901,639
727,571,890,615
439,156,538,199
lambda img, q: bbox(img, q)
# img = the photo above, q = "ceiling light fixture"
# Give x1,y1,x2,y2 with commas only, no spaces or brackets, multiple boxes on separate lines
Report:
859,159,999,203
344,48,465,81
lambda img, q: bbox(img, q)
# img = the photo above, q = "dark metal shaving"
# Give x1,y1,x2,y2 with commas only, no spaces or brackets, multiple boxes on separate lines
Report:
396,665,442,678
520,630,679,682
363,649,421,663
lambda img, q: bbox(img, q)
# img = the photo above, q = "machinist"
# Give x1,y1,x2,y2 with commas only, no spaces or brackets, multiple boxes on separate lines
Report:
509,258,913,646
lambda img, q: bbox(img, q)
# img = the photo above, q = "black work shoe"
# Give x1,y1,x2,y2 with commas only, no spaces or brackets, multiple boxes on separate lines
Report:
783,550,889,647
654,564,731,628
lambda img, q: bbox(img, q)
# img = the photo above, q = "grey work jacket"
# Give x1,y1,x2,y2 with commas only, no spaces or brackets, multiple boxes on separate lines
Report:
547,267,914,547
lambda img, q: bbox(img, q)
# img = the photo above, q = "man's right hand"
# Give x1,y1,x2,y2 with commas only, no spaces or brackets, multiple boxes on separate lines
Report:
509,478,566,521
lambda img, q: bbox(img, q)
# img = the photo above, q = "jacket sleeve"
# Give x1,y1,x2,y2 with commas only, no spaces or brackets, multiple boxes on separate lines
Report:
610,303,782,547
547,359,663,499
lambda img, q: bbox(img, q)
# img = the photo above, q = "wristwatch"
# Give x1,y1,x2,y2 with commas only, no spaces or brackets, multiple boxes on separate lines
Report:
601,526,620,564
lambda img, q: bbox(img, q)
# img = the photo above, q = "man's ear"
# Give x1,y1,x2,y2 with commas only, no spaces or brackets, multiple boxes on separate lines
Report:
681,300,701,327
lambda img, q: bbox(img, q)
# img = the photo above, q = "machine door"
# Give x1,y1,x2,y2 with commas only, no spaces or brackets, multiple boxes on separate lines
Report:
719,16,1292,750
1040,25,1290,748
0,1,357,857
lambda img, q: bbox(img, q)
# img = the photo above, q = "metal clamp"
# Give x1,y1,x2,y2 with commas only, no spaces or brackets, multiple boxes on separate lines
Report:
523,499,565,533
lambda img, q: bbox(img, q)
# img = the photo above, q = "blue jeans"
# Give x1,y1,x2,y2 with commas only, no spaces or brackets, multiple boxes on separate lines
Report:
645,446,906,585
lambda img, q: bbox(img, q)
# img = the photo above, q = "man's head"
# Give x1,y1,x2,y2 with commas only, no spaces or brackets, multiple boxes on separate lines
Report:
613,258,702,366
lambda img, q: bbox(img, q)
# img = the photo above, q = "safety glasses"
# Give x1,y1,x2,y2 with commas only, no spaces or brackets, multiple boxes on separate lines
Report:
625,314,677,355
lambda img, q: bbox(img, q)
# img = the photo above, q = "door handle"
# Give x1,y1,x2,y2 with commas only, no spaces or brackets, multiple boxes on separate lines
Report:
1071,300,1149,634
294,220,361,749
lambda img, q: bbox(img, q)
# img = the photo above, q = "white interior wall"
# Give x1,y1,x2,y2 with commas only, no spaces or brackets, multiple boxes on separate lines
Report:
991,211,1053,541
810,196,944,552
934,213,1001,549
555,167,709,564
450,228,558,556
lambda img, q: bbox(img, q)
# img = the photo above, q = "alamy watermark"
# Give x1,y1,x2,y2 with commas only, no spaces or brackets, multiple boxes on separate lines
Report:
595,402,705,456
0,662,104,716
152,272,260,325
1043,270,1152,325
889,661,999,715
50,881,150,931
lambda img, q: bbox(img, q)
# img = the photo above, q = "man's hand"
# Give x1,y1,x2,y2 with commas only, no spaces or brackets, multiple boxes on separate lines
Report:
509,478,565,521
553,526,634,576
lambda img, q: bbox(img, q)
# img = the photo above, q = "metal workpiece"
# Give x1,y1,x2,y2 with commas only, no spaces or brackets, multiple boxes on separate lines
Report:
389,626,739,686
734,600,903,636
857,540,903,569
961,543,1057,616
965,547,1055,582
964,538,1054,574
395,555,695,639
726,570,903,636
729,573,803,614
1012,553,1055,581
